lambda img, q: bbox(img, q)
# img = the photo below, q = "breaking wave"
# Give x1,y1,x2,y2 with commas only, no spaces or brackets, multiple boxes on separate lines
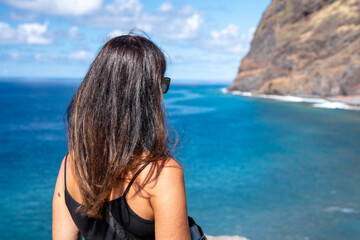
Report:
221,88,358,110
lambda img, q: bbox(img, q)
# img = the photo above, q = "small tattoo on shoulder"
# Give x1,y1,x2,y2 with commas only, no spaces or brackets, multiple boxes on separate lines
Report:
58,192,61,197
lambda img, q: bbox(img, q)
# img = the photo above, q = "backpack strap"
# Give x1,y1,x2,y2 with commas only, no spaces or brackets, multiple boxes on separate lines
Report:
104,208,139,240
188,216,207,240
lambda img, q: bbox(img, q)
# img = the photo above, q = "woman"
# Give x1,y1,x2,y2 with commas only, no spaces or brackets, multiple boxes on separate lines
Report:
52,34,191,240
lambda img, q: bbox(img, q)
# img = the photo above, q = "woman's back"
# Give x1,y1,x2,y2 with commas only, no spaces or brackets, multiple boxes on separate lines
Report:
64,154,155,239
52,34,191,240
54,152,189,240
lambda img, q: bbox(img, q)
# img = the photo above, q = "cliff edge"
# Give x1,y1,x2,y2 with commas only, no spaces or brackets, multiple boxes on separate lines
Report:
228,0,360,103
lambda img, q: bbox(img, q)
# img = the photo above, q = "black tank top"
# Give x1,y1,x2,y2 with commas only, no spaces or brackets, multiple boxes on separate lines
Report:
64,154,155,240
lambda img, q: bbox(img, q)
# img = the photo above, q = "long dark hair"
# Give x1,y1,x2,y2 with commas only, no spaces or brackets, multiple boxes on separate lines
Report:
65,34,173,218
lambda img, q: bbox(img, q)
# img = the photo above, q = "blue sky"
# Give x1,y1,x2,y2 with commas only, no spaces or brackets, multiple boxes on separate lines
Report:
0,0,270,84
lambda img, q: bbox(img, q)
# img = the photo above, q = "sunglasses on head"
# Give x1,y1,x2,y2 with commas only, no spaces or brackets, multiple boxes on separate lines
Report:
162,77,171,94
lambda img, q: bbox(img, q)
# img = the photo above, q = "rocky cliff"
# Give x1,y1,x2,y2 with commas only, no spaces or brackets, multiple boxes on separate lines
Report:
228,0,360,100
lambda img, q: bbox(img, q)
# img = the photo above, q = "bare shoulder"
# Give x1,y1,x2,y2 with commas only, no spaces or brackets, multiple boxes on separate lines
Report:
123,157,184,202
142,158,185,197
54,153,72,198
147,158,190,239
53,153,80,240
54,154,67,192
137,157,183,180
156,158,184,175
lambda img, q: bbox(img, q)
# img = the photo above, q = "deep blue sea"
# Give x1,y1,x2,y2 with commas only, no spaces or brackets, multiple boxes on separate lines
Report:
1,79,360,240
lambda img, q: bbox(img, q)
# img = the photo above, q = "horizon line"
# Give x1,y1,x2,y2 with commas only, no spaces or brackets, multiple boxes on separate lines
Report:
0,76,233,85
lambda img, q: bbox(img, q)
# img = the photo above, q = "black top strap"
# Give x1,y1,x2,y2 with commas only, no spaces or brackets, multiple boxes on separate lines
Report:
123,162,151,197
64,153,69,191
64,154,150,198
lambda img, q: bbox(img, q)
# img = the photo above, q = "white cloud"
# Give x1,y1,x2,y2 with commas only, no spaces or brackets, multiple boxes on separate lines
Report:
76,0,146,29
107,29,128,39
9,11,38,21
49,26,82,40
205,24,255,54
3,0,103,16
171,52,240,65
10,52,20,60
34,53,42,61
0,52,63,62
21,22,51,44
68,26,79,38
148,4,203,40
159,2,172,12
104,0,142,16
0,21,52,44
68,50,94,61
3,0,203,41
33,53,59,62
162,12,203,40
211,24,239,40
77,1,203,40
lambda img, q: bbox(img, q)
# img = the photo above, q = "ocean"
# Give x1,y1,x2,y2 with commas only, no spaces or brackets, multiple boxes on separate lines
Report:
0,79,360,240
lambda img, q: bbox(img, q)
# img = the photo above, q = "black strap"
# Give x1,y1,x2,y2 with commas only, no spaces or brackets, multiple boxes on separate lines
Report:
123,162,151,197
64,154,150,198
64,153,69,191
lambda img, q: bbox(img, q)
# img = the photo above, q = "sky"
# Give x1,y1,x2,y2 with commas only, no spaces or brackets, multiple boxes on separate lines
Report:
0,0,271,84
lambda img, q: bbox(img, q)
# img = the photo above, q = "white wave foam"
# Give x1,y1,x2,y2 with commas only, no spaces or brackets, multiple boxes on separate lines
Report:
313,102,351,109
222,89,357,110
232,91,253,97
220,88,228,94
258,94,326,103
324,206,358,214
206,235,248,240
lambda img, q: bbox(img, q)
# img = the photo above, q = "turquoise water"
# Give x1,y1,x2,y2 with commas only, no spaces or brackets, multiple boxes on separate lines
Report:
0,80,360,240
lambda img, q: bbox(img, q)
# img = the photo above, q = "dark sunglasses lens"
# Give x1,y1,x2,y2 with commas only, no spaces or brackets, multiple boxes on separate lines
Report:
163,84,169,94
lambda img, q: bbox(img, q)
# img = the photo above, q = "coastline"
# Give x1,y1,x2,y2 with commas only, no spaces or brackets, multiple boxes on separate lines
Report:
221,88,360,111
